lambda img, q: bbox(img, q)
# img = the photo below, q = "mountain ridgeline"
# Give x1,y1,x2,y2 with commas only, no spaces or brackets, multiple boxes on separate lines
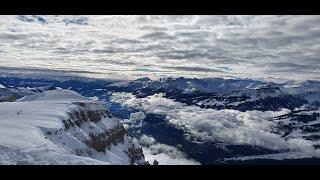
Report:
106,77,319,111
1,76,320,164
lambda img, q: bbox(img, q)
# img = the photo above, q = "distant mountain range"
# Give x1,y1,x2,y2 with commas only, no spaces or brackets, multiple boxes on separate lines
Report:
1,76,320,164
107,77,320,111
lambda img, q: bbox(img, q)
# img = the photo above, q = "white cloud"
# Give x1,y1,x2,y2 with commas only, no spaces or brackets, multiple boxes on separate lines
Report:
0,15,320,81
138,134,157,145
119,111,146,129
134,135,200,165
129,111,146,122
111,92,320,157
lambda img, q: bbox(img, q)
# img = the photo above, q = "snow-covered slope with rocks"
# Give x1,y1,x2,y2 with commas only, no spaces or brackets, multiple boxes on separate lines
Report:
1,76,320,164
0,89,145,165
0,85,18,102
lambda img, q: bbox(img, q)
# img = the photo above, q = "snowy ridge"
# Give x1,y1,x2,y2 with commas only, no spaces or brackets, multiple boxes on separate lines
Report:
108,77,268,94
0,89,145,165
17,89,88,102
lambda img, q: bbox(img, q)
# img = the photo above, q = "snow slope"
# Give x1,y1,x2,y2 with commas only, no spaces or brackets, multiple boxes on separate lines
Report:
0,89,145,165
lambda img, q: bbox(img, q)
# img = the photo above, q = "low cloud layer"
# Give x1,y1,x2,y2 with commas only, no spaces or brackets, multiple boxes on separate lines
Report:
0,15,319,81
111,92,320,157
134,135,200,165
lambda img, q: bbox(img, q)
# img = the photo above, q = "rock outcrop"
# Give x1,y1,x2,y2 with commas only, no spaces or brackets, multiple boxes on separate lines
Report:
0,88,18,102
45,98,146,165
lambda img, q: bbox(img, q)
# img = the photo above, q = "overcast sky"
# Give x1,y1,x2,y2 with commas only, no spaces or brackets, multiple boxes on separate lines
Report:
0,15,319,82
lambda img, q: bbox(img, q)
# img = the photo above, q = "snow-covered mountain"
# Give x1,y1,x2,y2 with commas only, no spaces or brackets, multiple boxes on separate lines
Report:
0,89,145,165
0,84,18,102
108,77,268,94
283,80,320,105
107,77,320,111
1,76,320,164
0,83,60,103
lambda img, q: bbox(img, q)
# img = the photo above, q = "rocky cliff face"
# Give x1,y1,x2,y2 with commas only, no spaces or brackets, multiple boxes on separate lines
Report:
45,100,146,165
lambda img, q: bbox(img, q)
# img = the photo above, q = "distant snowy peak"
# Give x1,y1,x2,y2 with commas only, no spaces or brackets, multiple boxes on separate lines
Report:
161,77,268,92
282,80,320,104
17,89,88,102
286,80,320,93
111,76,269,93
6,85,58,99
107,77,320,111
284,79,319,87
124,77,319,95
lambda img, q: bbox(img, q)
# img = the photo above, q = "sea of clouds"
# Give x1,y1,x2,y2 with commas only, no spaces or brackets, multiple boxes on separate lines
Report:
111,92,320,158
134,135,200,165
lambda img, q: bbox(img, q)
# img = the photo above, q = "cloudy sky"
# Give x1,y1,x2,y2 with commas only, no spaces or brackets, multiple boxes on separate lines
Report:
0,15,319,82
